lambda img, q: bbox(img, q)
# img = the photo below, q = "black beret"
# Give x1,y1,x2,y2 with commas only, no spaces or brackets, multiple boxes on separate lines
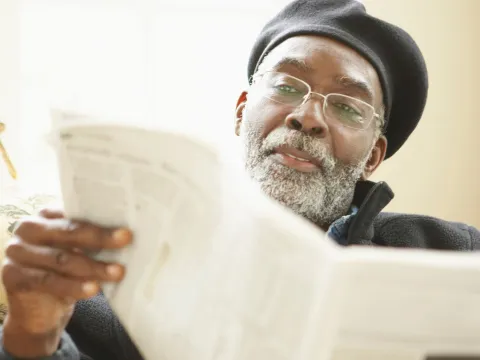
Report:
247,0,429,159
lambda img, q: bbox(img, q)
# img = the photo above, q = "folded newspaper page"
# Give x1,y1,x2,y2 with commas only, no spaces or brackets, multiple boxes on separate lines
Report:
50,110,480,360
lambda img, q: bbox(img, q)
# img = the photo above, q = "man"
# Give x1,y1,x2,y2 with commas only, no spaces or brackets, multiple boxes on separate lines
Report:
1,0,479,359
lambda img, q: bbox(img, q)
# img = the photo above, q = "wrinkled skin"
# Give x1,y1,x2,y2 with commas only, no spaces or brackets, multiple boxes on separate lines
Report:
235,36,387,230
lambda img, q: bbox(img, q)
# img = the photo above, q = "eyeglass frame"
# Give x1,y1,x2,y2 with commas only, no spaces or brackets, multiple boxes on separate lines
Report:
250,70,381,131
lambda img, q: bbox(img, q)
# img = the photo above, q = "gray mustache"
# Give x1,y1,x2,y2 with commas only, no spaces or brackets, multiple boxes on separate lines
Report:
261,128,337,170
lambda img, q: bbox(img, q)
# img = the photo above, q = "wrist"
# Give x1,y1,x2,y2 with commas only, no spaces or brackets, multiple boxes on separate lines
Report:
3,316,62,358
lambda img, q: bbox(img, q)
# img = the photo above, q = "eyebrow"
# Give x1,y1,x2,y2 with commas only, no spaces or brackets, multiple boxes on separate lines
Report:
334,75,374,103
270,56,316,73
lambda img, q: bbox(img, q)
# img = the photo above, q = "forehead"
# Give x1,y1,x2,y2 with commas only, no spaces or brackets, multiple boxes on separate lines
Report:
259,36,383,104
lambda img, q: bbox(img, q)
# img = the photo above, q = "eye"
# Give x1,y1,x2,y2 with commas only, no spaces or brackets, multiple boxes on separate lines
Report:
334,103,361,116
274,84,301,94
331,102,365,123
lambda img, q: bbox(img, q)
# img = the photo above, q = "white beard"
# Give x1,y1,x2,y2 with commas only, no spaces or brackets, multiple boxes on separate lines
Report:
241,120,371,229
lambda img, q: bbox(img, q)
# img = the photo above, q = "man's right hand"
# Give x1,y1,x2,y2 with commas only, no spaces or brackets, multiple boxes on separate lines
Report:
1,208,132,358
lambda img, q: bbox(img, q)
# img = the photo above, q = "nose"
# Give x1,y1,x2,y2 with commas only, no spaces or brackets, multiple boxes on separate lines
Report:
284,94,329,136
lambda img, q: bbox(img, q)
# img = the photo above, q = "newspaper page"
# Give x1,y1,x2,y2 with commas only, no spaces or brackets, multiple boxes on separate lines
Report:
327,247,480,360
50,110,341,360
50,110,480,360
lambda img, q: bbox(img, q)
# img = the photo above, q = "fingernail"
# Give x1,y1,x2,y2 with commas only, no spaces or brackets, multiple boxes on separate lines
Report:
82,281,99,296
112,228,132,245
106,264,124,280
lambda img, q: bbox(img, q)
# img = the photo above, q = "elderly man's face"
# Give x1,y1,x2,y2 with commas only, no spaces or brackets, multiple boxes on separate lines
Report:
235,36,387,229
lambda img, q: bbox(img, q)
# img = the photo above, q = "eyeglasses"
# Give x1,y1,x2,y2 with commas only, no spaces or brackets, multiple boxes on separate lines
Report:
251,71,379,131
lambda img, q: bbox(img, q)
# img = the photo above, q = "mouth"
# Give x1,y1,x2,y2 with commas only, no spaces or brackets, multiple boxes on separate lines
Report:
271,146,320,173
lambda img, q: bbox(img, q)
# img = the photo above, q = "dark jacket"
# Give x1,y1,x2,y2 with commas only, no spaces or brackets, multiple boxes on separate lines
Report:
1,180,479,360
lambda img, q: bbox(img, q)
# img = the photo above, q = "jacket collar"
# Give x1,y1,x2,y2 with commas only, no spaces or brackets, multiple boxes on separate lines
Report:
347,180,395,245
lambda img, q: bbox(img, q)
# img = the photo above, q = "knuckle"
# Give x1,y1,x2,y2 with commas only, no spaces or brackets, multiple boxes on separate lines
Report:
60,252,97,278
4,238,23,258
4,246,21,263
1,261,33,292
21,268,51,290
16,278,34,292
71,222,108,247
83,223,104,238
1,260,19,286
1,261,50,293
54,250,69,266
37,270,53,287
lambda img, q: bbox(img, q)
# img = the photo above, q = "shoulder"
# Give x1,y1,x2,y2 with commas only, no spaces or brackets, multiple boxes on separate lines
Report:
373,212,480,251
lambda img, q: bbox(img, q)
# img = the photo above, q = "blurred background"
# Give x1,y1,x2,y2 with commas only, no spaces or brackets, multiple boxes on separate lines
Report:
0,0,478,227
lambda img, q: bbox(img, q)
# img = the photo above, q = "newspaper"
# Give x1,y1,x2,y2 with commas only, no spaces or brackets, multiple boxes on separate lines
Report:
50,109,480,360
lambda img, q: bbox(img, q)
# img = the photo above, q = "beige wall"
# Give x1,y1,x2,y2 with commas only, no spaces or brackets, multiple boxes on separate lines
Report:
363,0,480,228
2,1,478,228
0,0,20,202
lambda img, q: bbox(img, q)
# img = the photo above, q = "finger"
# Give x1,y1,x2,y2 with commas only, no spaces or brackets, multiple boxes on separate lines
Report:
2,260,100,300
5,239,125,282
14,216,132,251
38,208,65,220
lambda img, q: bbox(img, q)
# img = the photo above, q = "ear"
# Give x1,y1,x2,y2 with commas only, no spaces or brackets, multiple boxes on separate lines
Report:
361,135,387,180
234,91,248,136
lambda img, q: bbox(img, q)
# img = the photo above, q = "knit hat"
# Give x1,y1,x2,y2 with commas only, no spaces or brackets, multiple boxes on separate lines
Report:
247,0,429,158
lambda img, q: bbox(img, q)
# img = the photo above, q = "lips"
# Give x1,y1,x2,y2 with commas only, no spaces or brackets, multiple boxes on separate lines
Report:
271,146,321,172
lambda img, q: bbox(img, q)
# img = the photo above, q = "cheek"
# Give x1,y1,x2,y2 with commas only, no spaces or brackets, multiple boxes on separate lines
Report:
329,126,373,164
244,99,289,138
